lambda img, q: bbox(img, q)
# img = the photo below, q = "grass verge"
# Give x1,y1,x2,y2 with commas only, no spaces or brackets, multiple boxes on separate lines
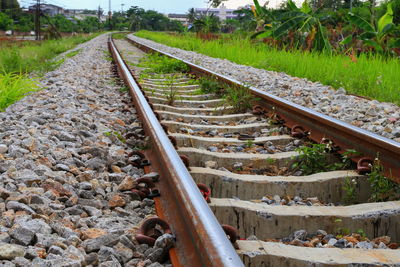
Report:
0,73,39,111
0,33,101,110
135,31,400,105
0,34,101,74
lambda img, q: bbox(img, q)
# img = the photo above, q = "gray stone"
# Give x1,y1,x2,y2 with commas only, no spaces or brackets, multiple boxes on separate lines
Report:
146,248,163,262
290,230,307,241
48,245,64,255
0,244,25,260
327,238,338,246
19,219,52,235
6,201,36,214
154,234,175,251
12,256,30,267
82,234,120,253
9,226,35,246
0,144,8,154
355,241,374,249
0,232,11,243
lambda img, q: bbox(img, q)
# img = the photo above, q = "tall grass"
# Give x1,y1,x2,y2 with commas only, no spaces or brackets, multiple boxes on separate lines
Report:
0,34,99,74
0,73,39,111
0,34,100,110
135,31,400,105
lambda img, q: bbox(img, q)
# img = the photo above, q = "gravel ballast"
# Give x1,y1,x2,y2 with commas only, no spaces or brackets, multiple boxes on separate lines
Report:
128,34,400,143
0,34,172,266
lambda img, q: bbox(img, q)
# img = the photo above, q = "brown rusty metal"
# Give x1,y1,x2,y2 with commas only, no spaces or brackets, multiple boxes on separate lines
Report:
126,37,400,183
179,155,190,169
109,38,243,267
221,225,238,244
197,183,211,203
168,136,178,148
252,105,265,115
357,157,374,175
135,217,172,246
291,125,306,138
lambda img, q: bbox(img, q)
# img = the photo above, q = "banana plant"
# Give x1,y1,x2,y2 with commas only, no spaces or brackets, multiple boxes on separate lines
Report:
250,0,275,39
345,3,400,53
271,0,332,52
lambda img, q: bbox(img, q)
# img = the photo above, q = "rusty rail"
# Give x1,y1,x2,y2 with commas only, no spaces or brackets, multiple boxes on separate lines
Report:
127,37,400,183
108,38,244,267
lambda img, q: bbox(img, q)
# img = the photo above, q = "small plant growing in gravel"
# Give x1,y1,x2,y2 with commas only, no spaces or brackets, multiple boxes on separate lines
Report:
245,139,254,148
342,176,358,205
139,53,189,74
199,77,221,94
292,144,330,175
119,86,128,92
112,33,127,39
163,74,179,106
222,84,254,113
293,144,359,175
368,157,400,202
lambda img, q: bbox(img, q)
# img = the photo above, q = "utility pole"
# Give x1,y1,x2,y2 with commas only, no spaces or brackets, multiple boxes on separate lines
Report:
121,4,125,13
97,5,102,31
35,0,41,40
108,0,112,30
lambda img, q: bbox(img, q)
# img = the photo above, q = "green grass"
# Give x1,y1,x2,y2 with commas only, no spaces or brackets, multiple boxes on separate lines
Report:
0,73,39,111
0,34,100,110
135,31,400,105
0,34,100,74
112,32,128,39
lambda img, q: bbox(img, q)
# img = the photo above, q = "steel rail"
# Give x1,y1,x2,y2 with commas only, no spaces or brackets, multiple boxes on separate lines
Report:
127,37,400,182
108,38,244,267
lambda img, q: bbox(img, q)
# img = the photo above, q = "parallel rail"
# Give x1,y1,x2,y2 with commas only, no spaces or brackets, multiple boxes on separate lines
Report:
127,37,400,183
108,38,243,267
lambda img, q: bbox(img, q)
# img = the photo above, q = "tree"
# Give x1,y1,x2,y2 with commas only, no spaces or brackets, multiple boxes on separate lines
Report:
187,8,197,23
208,0,227,8
345,2,400,54
0,0,21,19
0,12,12,30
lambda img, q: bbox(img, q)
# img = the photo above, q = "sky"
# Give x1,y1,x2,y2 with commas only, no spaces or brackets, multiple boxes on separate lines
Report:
18,0,269,14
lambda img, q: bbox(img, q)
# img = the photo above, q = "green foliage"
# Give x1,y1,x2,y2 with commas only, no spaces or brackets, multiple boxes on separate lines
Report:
368,157,400,202
0,73,38,111
347,3,400,54
112,33,127,39
199,77,221,94
104,131,126,143
127,6,184,32
222,84,254,113
342,176,358,204
162,74,180,106
135,31,400,105
193,14,221,34
245,139,254,148
139,53,189,74
0,35,98,74
292,144,355,175
0,12,12,30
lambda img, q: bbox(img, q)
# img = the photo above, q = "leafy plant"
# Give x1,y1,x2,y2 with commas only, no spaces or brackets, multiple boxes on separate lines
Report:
245,139,254,148
199,77,221,94
112,33,127,39
0,73,39,111
292,144,330,175
139,53,189,74
162,74,180,106
342,176,358,204
368,157,400,202
293,143,352,175
346,3,400,54
222,84,254,113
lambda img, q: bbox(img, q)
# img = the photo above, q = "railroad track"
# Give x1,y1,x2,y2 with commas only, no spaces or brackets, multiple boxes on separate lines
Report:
109,36,400,266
